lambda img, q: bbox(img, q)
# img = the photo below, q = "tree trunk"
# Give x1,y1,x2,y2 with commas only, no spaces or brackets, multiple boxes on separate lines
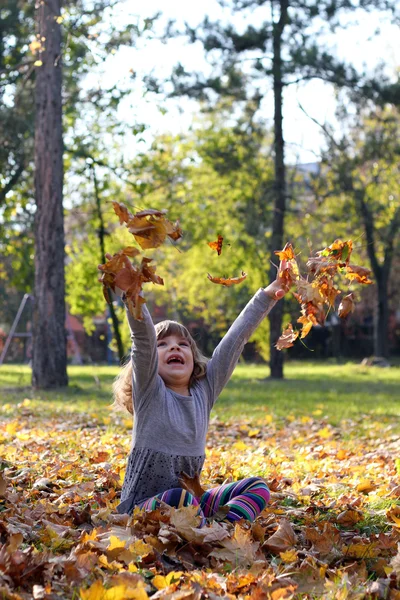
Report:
32,0,68,388
357,191,399,360
374,278,389,358
268,0,288,379
92,166,125,361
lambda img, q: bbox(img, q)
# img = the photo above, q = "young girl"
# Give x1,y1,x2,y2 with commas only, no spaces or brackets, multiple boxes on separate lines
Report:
114,269,288,523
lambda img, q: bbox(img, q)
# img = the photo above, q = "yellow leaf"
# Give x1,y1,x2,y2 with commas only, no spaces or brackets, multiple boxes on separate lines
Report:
356,479,375,493
34,60,43,67
152,572,182,590
80,581,148,600
166,572,183,585
265,414,273,424
108,535,126,551
317,427,331,439
81,529,98,542
80,580,104,600
233,441,249,451
128,564,138,573
280,549,298,563
152,575,168,590
128,539,153,558
55,15,64,23
336,449,347,460
345,543,378,559
248,429,260,437
6,422,18,435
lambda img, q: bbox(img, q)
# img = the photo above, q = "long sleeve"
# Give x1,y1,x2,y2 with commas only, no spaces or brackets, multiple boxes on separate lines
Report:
205,289,277,404
125,303,160,412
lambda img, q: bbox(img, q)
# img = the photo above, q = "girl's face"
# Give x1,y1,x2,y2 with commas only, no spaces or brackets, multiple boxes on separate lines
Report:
156,334,194,390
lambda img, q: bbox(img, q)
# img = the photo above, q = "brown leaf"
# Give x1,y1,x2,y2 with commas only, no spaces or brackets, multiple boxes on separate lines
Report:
112,201,133,224
336,509,363,526
338,293,355,318
178,472,206,499
276,324,299,350
0,472,7,497
263,519,297,554
210,524,264,567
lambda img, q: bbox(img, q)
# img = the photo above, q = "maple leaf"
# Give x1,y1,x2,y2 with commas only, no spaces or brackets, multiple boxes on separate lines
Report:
338,293,355,318
207,271,247,287
210,524,264,567
274,242,296,261
263,519,297,554
208,235,224,255
276,324,299,350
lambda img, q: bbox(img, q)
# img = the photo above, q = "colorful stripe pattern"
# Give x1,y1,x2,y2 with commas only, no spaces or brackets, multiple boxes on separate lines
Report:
200,476,270,522
138,476,270,524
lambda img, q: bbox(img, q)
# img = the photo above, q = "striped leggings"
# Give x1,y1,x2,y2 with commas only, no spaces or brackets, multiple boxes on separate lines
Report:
139,476,270,525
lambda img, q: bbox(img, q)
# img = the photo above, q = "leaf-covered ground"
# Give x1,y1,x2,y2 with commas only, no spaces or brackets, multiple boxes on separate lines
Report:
1,364,400,599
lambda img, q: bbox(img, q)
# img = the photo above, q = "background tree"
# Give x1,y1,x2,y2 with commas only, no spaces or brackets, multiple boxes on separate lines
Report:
314,105,400,358
32,0,67,388
162,0,399,378
0,1,156,370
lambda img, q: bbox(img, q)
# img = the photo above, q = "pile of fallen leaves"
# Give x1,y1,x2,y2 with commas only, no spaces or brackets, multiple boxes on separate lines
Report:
1,400,400,599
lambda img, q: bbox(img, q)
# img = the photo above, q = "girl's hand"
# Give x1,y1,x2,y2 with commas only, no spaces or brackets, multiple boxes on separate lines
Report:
264,259,291,300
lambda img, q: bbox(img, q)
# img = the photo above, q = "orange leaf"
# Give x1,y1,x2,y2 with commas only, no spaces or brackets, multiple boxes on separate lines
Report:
274,242,296,261
207,235,224,255
346,264,373,285
207,271,247,287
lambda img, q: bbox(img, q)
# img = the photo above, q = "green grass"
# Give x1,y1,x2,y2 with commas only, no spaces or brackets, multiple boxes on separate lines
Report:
1,361,399,426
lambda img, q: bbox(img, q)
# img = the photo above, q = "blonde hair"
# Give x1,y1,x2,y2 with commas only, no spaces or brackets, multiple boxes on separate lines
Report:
112,320,208,415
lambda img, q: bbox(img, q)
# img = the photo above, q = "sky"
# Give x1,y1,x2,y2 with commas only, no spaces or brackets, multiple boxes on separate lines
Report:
95,0,400,164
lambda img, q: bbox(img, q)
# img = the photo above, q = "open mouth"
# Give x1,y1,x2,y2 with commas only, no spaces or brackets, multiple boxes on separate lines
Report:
167,356,184,365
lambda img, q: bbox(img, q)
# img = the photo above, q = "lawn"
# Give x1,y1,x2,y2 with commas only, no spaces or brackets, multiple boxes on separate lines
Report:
1,361,400,599
1,360,399,424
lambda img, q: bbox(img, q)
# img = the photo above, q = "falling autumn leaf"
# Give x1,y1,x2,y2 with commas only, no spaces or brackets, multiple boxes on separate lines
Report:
207,271,247,287
276,324,299,350
208,235,224,255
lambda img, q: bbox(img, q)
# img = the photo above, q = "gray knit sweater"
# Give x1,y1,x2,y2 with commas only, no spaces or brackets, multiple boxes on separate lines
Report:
117,289,276,514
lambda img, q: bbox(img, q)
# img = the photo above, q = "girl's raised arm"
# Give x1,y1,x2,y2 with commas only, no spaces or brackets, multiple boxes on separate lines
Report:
206,269,289,404
124,301,160,410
